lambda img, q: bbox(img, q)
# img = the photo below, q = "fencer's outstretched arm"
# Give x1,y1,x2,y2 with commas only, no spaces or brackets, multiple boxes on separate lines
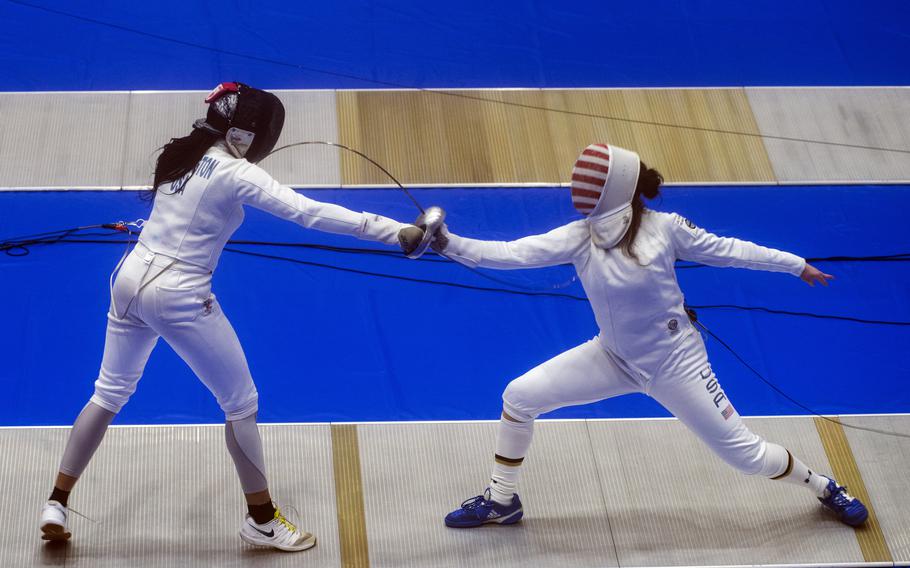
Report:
235,162,405,246
442,221,589,269
667,213,805,275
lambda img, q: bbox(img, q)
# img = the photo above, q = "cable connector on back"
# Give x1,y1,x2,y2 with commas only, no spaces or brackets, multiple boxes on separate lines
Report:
102,219,146,233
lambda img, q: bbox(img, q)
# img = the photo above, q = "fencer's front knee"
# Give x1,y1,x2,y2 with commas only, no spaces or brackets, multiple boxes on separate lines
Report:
502,380,538,422
90,372,139,414
729,437,789,477
753,441,790,478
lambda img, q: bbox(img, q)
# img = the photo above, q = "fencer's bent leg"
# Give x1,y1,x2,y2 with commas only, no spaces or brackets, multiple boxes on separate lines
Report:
488,338,639,505
142,270,267,500
225,414,269,495
649,332,782,475
144,277,258,421
501,338,640,420
90,308,160,414
53,260,160,499
489,412,534,504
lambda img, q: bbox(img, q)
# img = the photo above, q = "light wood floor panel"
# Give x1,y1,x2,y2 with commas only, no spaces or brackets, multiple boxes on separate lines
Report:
0,92,129,188
337,89,776,185
747,87,910,182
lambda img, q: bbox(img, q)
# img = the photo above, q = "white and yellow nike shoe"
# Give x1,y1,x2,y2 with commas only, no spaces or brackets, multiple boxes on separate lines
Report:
239,507,316,552
39,500,71,541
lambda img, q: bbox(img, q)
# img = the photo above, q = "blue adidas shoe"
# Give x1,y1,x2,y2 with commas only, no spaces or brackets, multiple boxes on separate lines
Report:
445,489,523,528
818,478,868,527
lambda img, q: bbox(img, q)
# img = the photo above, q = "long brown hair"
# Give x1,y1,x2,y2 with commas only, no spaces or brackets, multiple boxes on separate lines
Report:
617,162,664,261
147,128,219,199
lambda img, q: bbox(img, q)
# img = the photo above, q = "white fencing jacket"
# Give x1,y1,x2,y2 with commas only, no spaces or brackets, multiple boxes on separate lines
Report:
140,143,404,271
444,209,806,379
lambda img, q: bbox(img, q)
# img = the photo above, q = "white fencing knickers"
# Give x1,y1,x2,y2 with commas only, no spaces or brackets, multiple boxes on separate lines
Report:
502,330,783,476
90,242,258,420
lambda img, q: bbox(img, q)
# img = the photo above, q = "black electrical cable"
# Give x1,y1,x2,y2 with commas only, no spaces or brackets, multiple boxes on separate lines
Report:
4,228,910,326
686,304,910,327
692,317,910,440
676,253,910,270
0,226,100,256
222,246,584,301
218,247,910,327
8,232,910,269
809,253,910,262
1,232,421,259
0,228,124,256
4,223,909,438
261,141,425,212
261,141,584,292
223,246,910,325
9,0,910,157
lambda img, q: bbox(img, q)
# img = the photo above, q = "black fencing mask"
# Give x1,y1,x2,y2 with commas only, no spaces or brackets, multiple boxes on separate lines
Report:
193,82,285,163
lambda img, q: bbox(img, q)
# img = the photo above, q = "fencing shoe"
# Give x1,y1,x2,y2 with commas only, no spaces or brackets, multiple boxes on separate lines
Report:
239,507,317,552
818,478,868,527
445,488,523,528
39,500,71,541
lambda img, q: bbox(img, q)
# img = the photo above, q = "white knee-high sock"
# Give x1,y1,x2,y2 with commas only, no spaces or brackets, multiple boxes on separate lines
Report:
489,412,534,505
768,444,830,497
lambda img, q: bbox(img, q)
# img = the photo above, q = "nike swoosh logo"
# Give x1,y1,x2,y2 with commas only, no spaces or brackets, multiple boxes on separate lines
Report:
251,525,274,538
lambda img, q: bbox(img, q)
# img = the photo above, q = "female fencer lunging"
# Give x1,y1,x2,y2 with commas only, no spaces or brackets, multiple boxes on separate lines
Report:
38,82,426,551
437,143,868,529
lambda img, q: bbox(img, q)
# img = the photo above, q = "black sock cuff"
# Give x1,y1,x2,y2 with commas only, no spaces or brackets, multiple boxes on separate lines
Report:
248,501,276,524
49,487,71,508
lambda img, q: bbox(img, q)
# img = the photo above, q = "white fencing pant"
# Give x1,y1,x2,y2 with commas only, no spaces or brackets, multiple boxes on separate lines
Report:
503,330,779,476
90,244,258,420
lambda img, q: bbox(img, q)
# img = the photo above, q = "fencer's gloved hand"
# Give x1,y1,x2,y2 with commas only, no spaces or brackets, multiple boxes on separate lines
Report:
430,223,450,253
402,206,446,259
398,225,426,256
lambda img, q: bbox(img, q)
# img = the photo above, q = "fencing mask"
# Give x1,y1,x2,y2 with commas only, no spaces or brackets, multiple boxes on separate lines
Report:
570,143,641,249
193,82,285,162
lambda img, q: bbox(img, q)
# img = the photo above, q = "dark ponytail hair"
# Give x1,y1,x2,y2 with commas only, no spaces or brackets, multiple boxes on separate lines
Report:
617,162,664,261
148,128,219,198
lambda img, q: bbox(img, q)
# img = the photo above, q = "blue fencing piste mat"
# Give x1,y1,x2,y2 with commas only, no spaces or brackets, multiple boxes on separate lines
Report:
1,185,908,425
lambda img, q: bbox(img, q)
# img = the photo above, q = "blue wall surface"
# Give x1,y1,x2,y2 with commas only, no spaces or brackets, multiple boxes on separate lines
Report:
1,0,908,91
2,186,908,425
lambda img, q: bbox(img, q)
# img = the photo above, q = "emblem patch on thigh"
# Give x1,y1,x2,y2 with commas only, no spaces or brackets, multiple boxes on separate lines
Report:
202,296,214,316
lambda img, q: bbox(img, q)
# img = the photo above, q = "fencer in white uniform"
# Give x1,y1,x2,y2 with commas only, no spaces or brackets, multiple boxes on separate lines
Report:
39,82,426,551
441,143,869,529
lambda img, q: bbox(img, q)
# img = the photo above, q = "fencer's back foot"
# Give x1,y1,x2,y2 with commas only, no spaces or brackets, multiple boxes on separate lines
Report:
40,523,71,542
